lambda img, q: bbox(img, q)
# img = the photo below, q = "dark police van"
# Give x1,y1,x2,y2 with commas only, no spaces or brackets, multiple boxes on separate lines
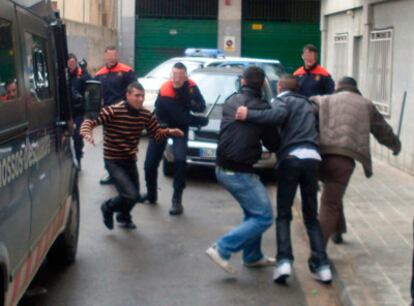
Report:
0,1,95,305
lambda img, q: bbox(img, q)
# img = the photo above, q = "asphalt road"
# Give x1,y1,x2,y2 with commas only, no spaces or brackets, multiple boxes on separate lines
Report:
19,135,339,306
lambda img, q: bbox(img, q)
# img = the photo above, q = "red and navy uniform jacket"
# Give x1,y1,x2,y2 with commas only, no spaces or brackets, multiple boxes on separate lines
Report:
293,64,335,97
155,79,206,130
94,62,137,106
69,67,92,117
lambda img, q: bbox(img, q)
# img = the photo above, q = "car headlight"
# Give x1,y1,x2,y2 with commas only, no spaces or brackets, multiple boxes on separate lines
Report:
188,130,195,141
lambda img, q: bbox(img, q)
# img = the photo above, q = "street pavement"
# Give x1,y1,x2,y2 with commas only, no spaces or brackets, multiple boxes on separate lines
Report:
19,132,340,306
325,158,414,306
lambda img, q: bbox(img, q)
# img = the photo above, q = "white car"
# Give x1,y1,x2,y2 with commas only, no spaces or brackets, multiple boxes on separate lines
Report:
139,49,284,112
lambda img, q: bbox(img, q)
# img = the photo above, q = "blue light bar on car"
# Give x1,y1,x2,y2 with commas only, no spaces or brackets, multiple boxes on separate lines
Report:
184,48,225,58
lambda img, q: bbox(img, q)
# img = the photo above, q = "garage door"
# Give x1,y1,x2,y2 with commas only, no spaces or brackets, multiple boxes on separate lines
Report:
135,18,218,76
242,21,320,72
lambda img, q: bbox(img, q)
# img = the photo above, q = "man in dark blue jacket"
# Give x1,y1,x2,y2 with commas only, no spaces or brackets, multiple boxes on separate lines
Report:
68,53,91,169
206,66,279,274
95,46,137,107
293,44,335,97
143,62,206,215
235,74,332,284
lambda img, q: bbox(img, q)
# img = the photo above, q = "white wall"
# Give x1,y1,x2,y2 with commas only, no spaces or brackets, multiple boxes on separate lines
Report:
321,0,414,174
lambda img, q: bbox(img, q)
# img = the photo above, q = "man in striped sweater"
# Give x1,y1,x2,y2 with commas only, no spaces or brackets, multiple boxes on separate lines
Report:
81,82,183,230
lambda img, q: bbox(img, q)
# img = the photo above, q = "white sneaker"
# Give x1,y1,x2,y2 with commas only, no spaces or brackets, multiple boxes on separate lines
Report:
205,244,237,274
273,260,292,283
311,265,332,284
244,256,275,268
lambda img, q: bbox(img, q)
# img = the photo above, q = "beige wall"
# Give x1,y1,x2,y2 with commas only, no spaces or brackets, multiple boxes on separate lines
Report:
53,0,117,29
65,20,117,74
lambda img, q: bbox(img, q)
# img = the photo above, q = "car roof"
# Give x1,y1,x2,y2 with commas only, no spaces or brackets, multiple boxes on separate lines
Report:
223,56,281,64
190,67,244,75
164,57,225,64
166,56,281,65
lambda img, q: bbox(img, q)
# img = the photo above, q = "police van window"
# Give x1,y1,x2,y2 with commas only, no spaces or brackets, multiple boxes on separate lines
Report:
0,18,19,102
25,32,51,101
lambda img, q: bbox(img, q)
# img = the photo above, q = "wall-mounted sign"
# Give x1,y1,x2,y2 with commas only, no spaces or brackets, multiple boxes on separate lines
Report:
252,24,263,30
224,36,235,52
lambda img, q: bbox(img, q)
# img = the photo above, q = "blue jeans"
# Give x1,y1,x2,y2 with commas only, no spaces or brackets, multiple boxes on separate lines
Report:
215,167,273,263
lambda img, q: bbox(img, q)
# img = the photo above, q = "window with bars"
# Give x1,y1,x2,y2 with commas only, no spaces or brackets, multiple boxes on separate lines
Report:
367,29,393,116
333,33,348,81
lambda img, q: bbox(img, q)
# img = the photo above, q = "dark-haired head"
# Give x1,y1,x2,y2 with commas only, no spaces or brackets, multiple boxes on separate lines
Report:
173,62,187,71
336,76,361,95
242,66,265,91
277,74,298,94
127,81,145,93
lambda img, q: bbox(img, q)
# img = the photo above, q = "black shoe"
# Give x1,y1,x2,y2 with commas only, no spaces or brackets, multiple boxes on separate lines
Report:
101,201,114,230
100,174,114,185
332,233,344,244
116,213,137,229
169,190,183,215
141,193,157,205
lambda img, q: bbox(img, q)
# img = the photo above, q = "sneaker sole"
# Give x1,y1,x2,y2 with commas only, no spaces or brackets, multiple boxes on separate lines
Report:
311,273,332,284
205,249,236,274
273,273,290,284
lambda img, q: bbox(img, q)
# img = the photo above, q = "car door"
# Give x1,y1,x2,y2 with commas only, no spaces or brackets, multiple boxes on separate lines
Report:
0,0,31,278
16,6,62,251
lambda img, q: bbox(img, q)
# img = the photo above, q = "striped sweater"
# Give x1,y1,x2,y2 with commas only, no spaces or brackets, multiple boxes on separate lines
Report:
80,101,168,160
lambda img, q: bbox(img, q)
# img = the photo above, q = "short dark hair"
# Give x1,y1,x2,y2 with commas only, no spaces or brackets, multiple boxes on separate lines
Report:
278,74,298,92
242,66,265,91
127,82,145,93
5,79,16,88
105,45,117,53
338,76,358,88
303,44,318,53
68,53,78,62
173,62,187,71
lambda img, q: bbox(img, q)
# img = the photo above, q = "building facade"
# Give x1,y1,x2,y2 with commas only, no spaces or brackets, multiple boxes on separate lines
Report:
52,0,118,73
130,0,321,76
321,0,414,173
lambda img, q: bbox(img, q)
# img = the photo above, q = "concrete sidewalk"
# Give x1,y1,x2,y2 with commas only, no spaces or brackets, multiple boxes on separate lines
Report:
325,159,413,306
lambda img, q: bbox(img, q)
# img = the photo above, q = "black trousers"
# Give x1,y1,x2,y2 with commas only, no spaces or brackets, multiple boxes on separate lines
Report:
105,159,140,220
276,157,329,268
73,116,84,162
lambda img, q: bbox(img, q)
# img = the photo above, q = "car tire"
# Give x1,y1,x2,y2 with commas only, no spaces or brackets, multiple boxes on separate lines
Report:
48,183,80,266
163,157,174,177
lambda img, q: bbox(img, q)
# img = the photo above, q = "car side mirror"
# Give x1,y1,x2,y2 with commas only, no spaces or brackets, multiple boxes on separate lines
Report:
83,80,102,119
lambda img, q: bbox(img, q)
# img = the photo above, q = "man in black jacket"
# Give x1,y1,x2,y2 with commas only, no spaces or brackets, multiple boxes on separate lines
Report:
235,74,332,284
206,66,279,274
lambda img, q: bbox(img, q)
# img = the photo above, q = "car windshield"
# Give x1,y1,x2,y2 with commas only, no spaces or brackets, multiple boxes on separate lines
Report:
260,63,284,81
190,72,240,105
146,60,205,79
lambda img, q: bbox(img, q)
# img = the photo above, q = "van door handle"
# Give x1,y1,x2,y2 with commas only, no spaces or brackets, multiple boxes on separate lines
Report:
56,121,67,127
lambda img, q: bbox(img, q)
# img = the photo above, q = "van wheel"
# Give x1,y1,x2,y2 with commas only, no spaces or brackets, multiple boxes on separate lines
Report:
163,157,174,177
48,184,80,266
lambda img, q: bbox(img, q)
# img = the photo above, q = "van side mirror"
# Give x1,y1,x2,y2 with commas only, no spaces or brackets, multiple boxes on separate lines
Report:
83,80,102,119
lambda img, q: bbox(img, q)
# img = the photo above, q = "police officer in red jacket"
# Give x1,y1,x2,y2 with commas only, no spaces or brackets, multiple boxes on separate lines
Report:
293,44,335,97
143,62,206,215
95,46,137,184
